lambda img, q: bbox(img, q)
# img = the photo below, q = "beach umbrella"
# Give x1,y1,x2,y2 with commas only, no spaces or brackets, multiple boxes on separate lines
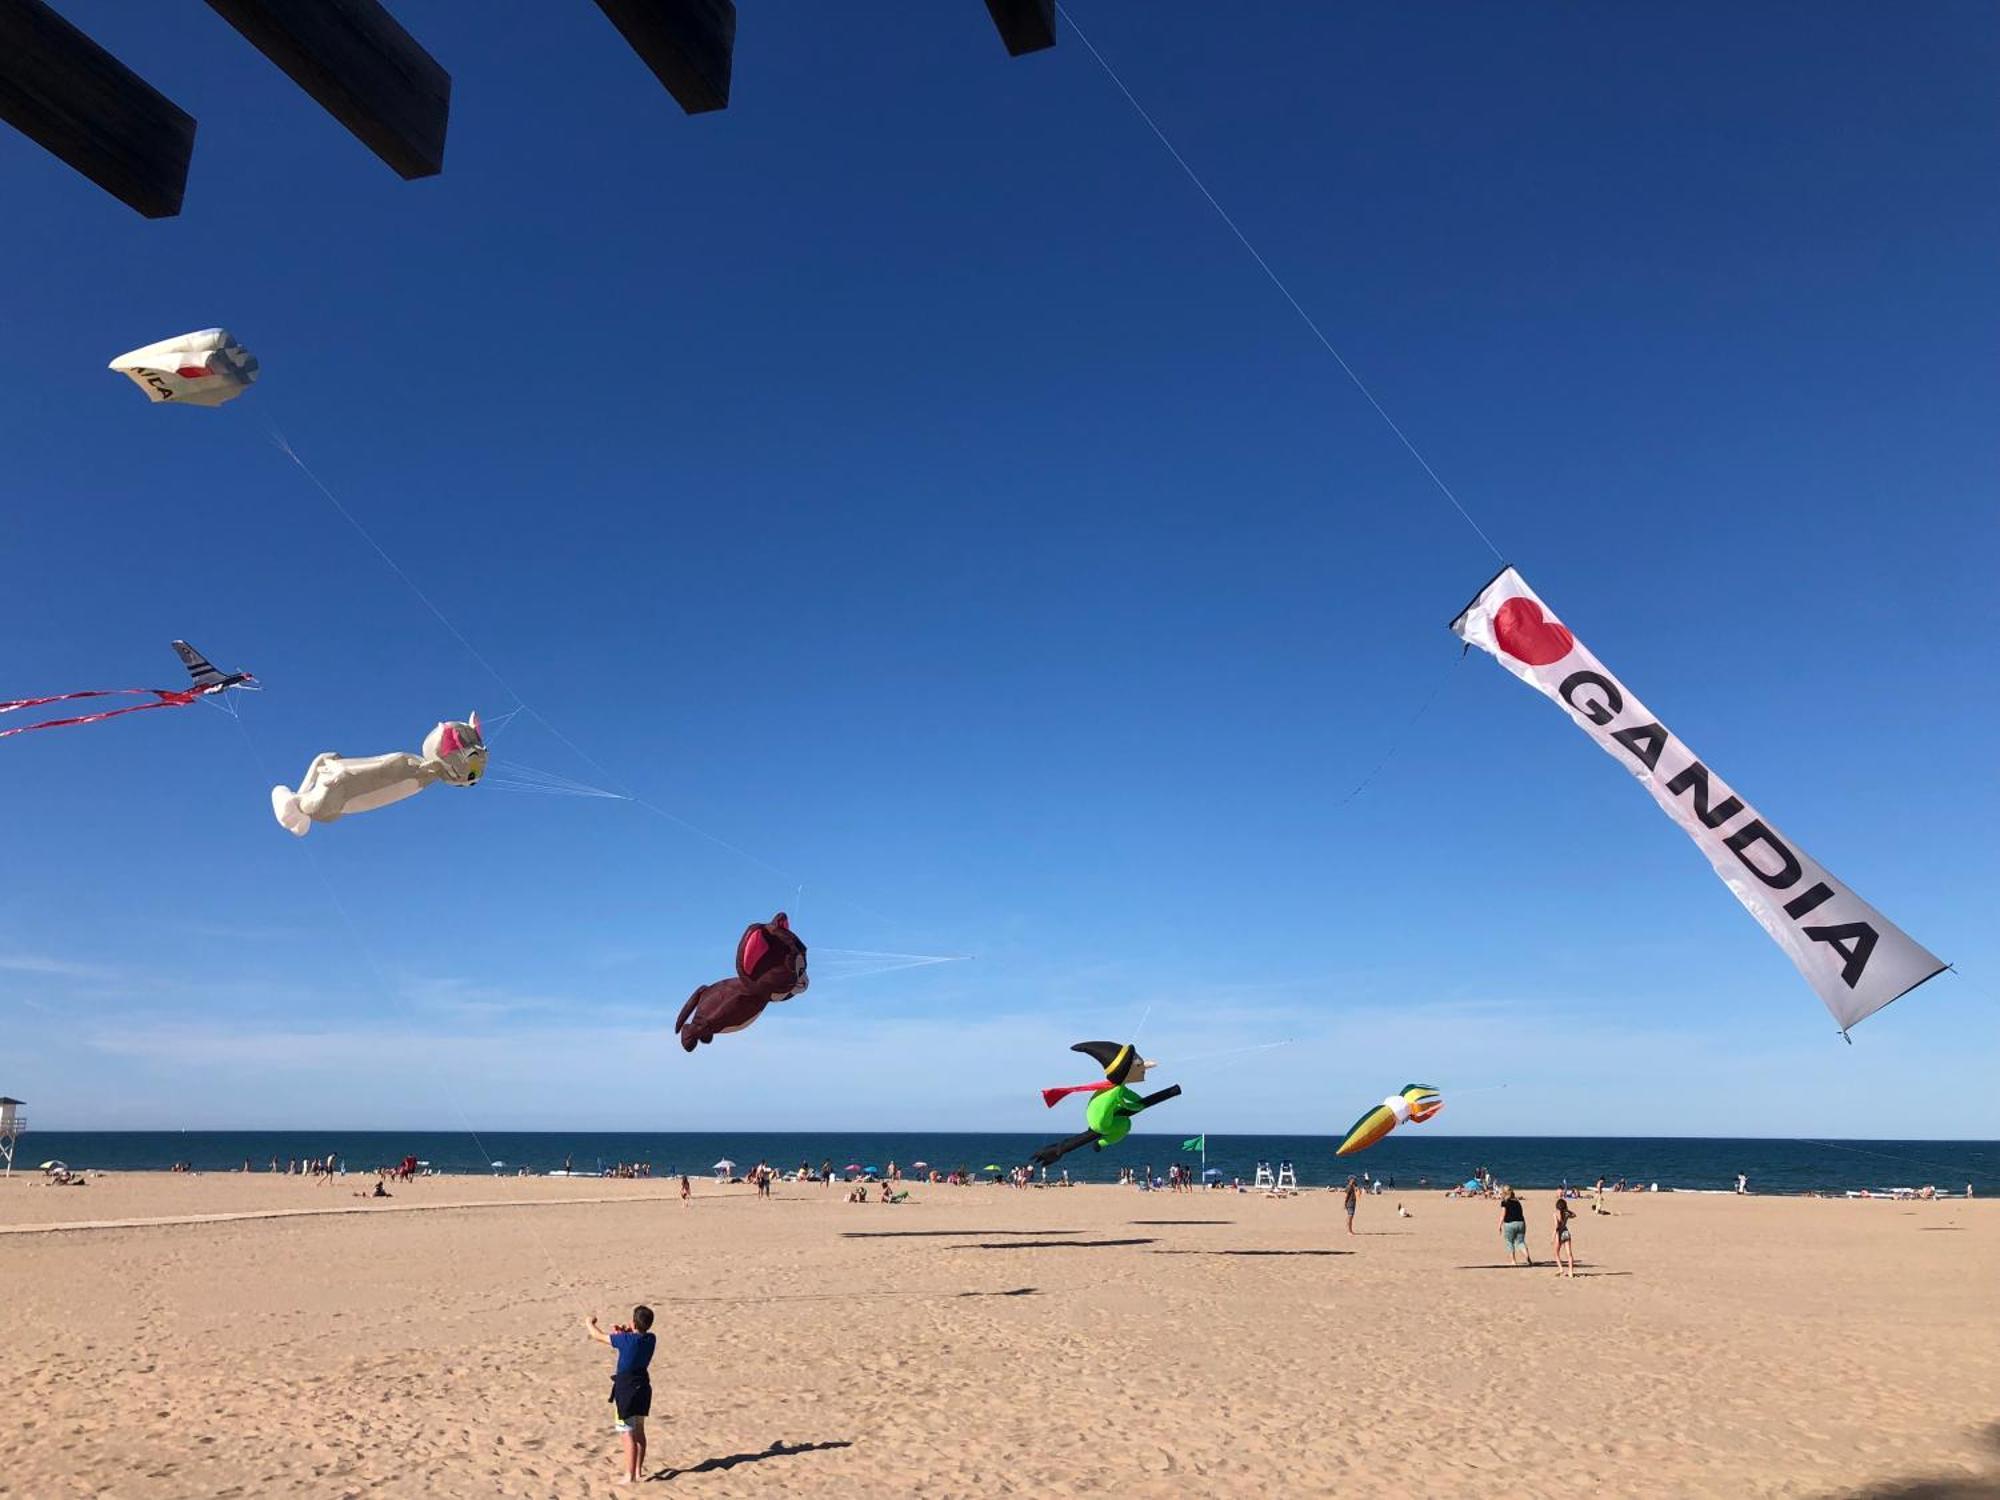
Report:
712,1159,735,1174
911,1161,928,1170
845,1162,861,1172
1463,1178,1481,1192
1203,1167,1223,1179
38,1160,64,1170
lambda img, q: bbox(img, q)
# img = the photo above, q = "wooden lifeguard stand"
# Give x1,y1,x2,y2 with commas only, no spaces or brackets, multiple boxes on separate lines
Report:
0,1097,24,1177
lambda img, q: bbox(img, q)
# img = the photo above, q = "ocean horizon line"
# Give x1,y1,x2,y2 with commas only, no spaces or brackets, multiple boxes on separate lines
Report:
19,1128,1999,1144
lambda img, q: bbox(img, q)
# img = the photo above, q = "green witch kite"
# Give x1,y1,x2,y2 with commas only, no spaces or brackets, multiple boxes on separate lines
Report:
1029,1041,1182,1169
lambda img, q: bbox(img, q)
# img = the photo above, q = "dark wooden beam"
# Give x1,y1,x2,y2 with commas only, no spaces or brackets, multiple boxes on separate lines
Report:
984,0,1056,57
0,0,195,218
202,0,448,178
591,0,735,115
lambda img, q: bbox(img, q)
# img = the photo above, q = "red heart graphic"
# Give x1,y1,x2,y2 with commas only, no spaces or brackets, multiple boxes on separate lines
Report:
1492,596,1575,667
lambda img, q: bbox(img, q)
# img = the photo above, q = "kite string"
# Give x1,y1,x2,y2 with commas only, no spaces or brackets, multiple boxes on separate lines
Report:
1172,1037,1297,1069
1331,650,1465,810
1795,1137,1999,1183
809,951,972,987
224,714,577,1292
1056,4,1504,563
264,425,920,942
479,707,527,739
815,948,974,963
1127,653,1463,1047
483,758,630,799
268,428,528,715
270,422,658,817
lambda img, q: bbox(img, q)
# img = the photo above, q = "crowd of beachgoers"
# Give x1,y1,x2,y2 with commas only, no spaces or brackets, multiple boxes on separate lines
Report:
15,1152,1978,1201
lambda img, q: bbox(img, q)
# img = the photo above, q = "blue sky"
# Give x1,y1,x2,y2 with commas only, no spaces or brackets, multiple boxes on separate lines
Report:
2,3,1993,1134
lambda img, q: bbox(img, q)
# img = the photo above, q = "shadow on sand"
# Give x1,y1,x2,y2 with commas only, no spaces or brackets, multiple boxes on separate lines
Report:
659,1287,1036,1305
651,1439,852,1482
1152,1248,1354,1257
1129,1220,1235,1226
841,1229,1079,1239
1831,1460,2000,1500
967,1237,1156,1251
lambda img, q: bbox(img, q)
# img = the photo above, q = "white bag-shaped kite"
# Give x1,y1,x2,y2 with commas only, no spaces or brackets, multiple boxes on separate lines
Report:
272,715,485,836
1452,566,1944,1035
109,328,259,407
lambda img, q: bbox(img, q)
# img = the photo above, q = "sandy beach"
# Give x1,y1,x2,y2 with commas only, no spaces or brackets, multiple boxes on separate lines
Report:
1,1172,1994,1499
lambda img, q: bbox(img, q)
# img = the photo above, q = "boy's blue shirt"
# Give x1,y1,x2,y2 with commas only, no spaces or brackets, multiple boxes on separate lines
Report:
609,1330,655,1378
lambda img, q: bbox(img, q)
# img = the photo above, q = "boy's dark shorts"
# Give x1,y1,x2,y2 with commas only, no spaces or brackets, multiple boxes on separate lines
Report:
611,1374,652,1422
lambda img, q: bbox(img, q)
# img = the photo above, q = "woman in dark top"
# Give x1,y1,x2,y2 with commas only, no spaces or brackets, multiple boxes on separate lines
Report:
1554,1195,1576,1277
1499,1187,1530,1265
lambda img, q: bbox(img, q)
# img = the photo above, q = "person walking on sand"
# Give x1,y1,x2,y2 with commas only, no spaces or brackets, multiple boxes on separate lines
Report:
585,1306,655,1484
679,1174,691,1205
1344,1176,1361,1235
1554,1196,1576,1277
1499,1187,1530,1265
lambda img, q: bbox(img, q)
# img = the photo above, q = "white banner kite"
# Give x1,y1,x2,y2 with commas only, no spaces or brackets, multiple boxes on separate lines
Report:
1451,566,1944,1034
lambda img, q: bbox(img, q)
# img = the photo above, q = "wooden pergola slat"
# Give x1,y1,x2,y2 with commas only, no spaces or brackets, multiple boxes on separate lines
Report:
0,0,195,218
591,0,735,116
983,0,1056,57
202,0,449,178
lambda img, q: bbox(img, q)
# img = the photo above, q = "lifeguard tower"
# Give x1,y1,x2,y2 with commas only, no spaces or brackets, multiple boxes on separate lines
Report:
1252,1161,1274,1190
0,1097,24,1177
1275,1161,1298,1191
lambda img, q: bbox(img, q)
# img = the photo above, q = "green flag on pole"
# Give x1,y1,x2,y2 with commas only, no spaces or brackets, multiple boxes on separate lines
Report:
1181,1135,1204,1152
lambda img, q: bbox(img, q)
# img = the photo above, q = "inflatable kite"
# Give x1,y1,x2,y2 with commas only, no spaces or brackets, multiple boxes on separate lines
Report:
271,714,485,836
1030,1041,1182,1169
109,328,259,407
674,913,809,1051
1335,1083,1442,1157
2,641,253,740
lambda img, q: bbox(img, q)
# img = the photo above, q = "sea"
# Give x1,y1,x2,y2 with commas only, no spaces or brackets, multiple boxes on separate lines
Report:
14,1132,1998,1195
